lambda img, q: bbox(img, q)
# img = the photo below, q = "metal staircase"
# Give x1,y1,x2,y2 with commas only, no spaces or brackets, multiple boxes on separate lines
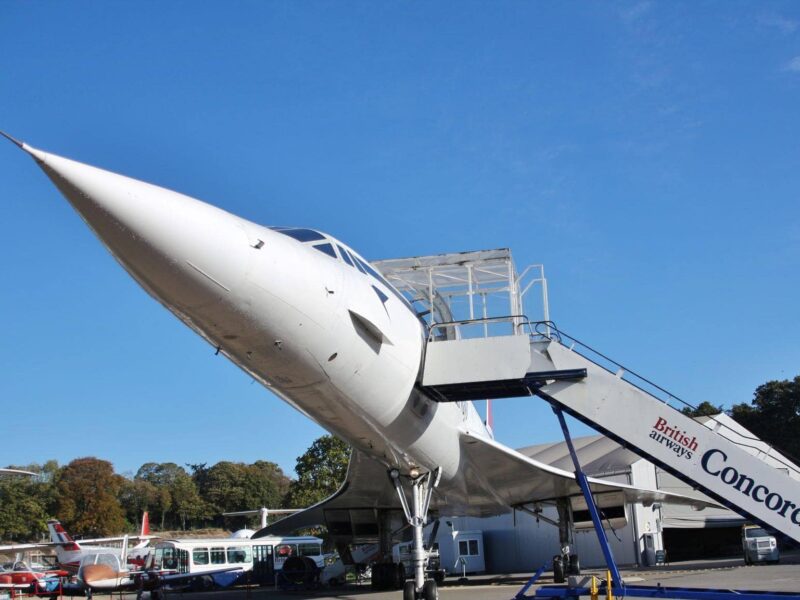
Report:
376,249,800,597
420,321,800,545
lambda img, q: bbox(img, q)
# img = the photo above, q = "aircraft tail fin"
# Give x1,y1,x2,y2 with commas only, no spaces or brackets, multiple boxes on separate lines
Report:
140,512,150,536
131,511,153,551
47,520,80,551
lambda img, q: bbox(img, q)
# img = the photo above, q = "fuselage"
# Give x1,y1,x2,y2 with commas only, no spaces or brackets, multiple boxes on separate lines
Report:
157,222,490,487
24,144,491,506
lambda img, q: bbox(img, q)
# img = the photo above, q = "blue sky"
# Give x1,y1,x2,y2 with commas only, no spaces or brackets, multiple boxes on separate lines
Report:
1,2,799,480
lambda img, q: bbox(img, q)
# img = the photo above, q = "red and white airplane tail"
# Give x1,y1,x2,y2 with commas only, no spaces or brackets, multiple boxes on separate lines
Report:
140,511,150,536
131,512,150,550
46,520,81,551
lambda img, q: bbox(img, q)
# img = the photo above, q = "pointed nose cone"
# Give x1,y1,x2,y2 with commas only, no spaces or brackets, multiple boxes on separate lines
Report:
21,143,251,311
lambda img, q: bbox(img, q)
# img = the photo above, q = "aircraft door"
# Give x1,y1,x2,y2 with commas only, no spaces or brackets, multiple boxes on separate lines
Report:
252,545,274,585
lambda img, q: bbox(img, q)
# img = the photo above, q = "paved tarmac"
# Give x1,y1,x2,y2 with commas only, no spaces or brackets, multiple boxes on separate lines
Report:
101,554,800,600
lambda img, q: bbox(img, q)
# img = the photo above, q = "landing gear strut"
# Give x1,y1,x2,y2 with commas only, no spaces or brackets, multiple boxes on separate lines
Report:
390,466,442,600
517,499,581,584
552,499,580,583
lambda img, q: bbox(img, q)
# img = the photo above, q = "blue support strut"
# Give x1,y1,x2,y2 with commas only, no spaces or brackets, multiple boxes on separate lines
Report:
552,405,623,588
514,561,549,600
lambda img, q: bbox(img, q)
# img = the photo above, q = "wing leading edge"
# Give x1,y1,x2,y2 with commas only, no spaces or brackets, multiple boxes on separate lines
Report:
456,431,718,513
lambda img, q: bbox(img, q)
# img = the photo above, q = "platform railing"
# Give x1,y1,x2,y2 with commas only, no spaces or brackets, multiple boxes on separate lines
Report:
426,314,530,342
525,320,800,477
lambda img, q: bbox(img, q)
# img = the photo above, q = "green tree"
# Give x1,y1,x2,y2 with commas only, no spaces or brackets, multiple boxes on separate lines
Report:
285,435,350,508
729,376,800,460
681,401,724,418
118,477,159,530
56,457,126,536
170,472,206,530
200,461,247,520
135,462,203,529
0,475,50,541
252,460,291,501
197,461,290,528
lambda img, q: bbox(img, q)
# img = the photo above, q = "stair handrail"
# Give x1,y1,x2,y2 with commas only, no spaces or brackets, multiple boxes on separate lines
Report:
525,320,800,476
427,314,530,341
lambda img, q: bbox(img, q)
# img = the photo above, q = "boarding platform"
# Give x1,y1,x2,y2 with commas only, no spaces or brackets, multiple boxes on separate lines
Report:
375,249,800,599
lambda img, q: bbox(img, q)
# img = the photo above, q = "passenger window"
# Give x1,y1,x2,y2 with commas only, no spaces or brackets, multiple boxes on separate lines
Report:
210,547,226,564
276,228,325,242
337,245,354,267
161,548,178,569
228,548,244,564
192,548,209,565
298,543,321,557
275,544,294,558
312,243,337,259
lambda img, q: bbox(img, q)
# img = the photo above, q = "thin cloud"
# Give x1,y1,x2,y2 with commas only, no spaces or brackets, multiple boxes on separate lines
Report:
784,56,800,72
620,1,653,24
758,13,799,34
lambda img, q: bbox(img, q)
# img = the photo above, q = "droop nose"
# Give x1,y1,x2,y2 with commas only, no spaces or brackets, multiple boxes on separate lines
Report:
20,142,250,311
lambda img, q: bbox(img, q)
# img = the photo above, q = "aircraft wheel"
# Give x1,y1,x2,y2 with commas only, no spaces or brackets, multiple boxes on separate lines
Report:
422,579,438,600
568,554,580,575
403,580,416,600
393,563,406,589
371,564,383,590
552,555,565,584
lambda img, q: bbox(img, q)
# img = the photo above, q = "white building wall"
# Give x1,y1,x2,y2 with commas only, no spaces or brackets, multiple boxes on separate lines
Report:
434,530,485,575
629,459,664,563
434,508,643,573
430,463,665,573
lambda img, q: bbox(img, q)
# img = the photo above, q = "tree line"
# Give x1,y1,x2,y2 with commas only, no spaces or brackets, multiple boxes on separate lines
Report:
681,375,800,462
0,435,350,542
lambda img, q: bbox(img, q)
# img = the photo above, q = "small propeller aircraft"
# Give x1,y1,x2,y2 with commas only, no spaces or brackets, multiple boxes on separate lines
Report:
0,513,153,572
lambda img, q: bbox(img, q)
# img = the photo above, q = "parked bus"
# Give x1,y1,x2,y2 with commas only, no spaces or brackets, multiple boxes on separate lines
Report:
151,535,324,586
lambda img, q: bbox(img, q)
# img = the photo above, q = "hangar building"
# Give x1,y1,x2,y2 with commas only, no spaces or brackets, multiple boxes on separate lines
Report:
427,415,776,573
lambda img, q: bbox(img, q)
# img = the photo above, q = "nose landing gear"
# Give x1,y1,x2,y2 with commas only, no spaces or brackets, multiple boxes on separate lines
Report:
389,466,442,600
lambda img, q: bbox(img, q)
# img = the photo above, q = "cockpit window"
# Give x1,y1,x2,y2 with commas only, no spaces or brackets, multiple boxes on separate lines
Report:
353,255,413,309
312,243,337,259
355,257,391,288
372,285,388,304
349,251,367,274
337,244,354,267
271,228,326,242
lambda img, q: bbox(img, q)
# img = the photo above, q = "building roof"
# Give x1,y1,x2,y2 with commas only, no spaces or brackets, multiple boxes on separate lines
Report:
516,433,642,478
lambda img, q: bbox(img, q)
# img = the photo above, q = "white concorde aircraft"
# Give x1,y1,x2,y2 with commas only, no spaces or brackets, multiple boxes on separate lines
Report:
3,133,714,599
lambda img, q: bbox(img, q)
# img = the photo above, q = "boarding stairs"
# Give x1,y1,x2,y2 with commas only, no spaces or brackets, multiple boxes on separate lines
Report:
420,320,800,545
375,249,800,597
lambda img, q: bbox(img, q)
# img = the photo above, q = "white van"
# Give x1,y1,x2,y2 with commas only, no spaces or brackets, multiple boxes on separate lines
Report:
742,525,779,565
